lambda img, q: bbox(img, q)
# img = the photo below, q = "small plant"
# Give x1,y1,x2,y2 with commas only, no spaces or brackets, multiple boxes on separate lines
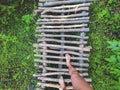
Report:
105,40,120,90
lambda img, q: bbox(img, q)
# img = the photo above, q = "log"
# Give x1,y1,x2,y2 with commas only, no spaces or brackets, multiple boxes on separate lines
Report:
41,7,89,14
38,44,92,51
34,49,89,57
37,38,87,44
33,72,88,76
41,11,88,18
34,59,89,67
38,17,89,22
34,65,88,72
39,24,87,29
36,19,89,25
34,54,89,61
39,0,93,7
38,77,92,83
38,3,91,10
36,28,89,32
35,34,89,39
37,82,73,90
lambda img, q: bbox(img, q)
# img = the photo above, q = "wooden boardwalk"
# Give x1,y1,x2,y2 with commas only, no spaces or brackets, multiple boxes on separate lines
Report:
33,0,93,89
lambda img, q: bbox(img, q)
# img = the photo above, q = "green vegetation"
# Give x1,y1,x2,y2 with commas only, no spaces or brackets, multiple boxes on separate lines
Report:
0,0,37,90
0,0,120,90
89,0,120,90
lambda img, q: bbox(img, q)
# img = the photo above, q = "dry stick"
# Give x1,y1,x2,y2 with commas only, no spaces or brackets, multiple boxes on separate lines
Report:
39,24,87,29
33,72,89,76
34,59,89,67
38,77,92,83
34,54,89,61
37,44,92,51
38,3,91,10
38,17,89,22
41,7,89,14
34,49,89,57
41,11,88,18
36,19,89,25
37,38,87,44
36,28,89,32
35,34,89,39
34,64,88,72
39,0,93,7
37,82,73,90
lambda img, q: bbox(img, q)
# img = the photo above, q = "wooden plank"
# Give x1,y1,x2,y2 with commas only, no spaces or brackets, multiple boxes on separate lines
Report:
34,54,89,61
39,0,93,7
37,38,87,44
41,11,88,18
38,44,92,51
36,19,89,25
37,82,73,90
36,28,89,32
38,77,92,83
39,24,87,29
41,7,89,14
34,49,89,57
38,17,89,22
38,3,91,10
35,34,89,39
34,64,88,71
34,59,89,67
34,72,89,77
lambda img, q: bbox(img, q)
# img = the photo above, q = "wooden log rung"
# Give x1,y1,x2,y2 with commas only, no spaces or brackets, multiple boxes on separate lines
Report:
38,3,91,10
38,44,92,51
38,24,87,29
37,38,87,44
41,11,89,18
38,17,89,22
39,0,93,7
38,77,92,83
41,7,89,14
36,28,89,32
34,59,89,67
35,34,89,39
34,64,88,72
34,54,89,61
37,82,73,90
34,49,89,57
36,19,89,25
34,72,89,77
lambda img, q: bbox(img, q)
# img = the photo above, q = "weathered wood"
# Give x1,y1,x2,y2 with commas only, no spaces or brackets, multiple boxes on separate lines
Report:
37,82,73,90
34,0,92,88
38,44,92,51
34,54,89,61
33,72,88,76
41,7,89,14
34,65,88,72
39,24,87,29
38,3,91,10
38,77,92,83
34,49,89,57
35,34,89,39
41,11,88,18
39,0,93,7
37,38,87,44
38,17,89,22
36,28,89,32
36,19,89,25
34,59,89,67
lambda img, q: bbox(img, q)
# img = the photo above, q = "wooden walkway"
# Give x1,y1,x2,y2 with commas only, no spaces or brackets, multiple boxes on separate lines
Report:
33,0,93,90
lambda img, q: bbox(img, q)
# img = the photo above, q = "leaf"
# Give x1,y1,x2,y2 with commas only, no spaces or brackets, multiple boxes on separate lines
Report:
105,55,117,64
